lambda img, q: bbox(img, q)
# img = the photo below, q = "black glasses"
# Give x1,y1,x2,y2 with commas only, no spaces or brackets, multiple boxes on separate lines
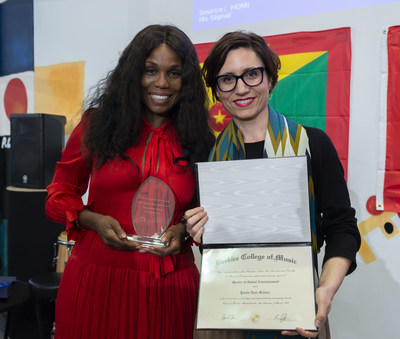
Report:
215,67,265,92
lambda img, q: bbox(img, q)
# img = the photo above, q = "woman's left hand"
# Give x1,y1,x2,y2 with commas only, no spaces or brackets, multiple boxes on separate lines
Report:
280,284,331,337
138,222,187,257
281,256,351,337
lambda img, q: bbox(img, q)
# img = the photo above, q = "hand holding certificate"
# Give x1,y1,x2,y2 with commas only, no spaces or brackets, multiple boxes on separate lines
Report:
195,157,317,331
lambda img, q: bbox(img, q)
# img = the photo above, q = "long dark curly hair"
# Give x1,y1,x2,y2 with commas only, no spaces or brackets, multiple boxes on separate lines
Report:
82,24,214,168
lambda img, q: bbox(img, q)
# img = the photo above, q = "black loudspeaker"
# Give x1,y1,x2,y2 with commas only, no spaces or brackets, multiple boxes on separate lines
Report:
6,187,65,281
10,113,66,189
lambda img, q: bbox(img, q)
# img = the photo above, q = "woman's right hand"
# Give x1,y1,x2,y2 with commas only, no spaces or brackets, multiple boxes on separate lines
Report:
183,207,208,243
78,210,139,251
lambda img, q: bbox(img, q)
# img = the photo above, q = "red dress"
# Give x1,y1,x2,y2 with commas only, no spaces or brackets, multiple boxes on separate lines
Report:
46,118,199,339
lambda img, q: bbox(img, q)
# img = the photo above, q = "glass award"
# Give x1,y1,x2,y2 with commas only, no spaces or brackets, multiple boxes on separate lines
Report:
126,176,175,247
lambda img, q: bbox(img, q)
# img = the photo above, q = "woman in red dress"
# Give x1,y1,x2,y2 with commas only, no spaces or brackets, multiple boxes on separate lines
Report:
45,25,214,339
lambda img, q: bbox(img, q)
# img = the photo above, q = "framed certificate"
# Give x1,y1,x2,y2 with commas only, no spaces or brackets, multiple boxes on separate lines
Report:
195,156,317,331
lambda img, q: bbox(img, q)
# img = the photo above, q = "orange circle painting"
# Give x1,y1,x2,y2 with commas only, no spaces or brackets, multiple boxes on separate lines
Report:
4,78,28,119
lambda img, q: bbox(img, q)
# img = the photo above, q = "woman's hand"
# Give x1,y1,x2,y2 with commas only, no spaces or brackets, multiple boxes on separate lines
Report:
281,256,351,337
280,284,331,338
183,207,208,243
78,209,139,251
138,222,188,257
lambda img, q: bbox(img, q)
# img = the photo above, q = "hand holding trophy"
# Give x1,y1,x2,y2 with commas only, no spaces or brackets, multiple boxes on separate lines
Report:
127,177,175,247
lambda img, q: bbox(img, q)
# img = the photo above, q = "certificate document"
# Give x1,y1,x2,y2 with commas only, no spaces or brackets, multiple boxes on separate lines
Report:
195,157,317,331
196,246,317,331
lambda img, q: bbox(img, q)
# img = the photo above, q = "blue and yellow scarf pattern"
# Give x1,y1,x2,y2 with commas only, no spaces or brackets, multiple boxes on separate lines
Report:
209,105,310,160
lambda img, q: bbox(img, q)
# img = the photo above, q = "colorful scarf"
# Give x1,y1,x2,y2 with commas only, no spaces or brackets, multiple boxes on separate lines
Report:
209,105,311,160
209,105,318,339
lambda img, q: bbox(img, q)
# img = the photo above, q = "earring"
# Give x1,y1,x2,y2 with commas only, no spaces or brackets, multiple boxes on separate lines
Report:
217,101,224,109
269,92,273,100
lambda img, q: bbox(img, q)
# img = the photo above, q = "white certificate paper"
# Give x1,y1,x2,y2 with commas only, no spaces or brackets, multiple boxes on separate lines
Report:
196,156,311,245
196,246,317,331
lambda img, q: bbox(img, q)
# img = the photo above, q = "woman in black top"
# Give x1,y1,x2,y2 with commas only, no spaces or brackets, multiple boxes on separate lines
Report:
185,31,361,339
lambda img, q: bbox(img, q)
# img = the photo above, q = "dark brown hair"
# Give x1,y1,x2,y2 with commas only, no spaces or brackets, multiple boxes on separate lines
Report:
202,31,281,101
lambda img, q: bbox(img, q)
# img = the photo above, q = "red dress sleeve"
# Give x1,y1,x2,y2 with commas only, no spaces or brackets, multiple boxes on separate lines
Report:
45,120,91,240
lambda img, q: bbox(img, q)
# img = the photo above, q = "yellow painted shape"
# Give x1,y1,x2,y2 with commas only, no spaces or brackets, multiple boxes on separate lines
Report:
278,51,326,81
35,61,85,134
213,110,227,124
357,211,399,264
206,86,215,110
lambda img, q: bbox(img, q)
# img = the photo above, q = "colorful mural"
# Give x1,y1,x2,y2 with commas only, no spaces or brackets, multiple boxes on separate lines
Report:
35,61,85,135
0,0,34,136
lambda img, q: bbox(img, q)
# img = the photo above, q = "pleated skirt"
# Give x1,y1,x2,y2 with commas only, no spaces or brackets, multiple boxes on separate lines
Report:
55,233,199,339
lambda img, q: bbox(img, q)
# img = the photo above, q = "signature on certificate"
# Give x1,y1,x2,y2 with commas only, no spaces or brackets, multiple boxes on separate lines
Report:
220,313,237,321
274,313,289,323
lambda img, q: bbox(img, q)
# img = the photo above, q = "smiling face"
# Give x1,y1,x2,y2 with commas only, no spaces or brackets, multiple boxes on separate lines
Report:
141,43,183,128
216,47,272,125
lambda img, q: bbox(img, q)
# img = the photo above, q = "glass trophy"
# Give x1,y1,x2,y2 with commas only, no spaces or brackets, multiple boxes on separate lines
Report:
126,176,175,247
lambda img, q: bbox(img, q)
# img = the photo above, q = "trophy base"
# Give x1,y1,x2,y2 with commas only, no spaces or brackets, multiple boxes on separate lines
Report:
126,234,169,247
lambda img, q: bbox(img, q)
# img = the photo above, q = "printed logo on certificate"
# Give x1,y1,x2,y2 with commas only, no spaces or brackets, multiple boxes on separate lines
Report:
195,156,317,331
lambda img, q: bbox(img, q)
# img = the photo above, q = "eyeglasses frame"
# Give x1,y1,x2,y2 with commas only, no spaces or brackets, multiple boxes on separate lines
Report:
214,66,265,92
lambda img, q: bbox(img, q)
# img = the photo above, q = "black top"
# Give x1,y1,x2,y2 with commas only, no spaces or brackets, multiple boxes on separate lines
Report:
244,126,361,274
244,140,264,159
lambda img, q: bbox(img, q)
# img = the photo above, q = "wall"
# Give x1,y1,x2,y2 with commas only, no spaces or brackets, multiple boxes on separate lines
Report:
34,0,149,95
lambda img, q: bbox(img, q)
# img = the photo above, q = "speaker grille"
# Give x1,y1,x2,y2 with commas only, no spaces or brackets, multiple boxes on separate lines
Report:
10,114,66,188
